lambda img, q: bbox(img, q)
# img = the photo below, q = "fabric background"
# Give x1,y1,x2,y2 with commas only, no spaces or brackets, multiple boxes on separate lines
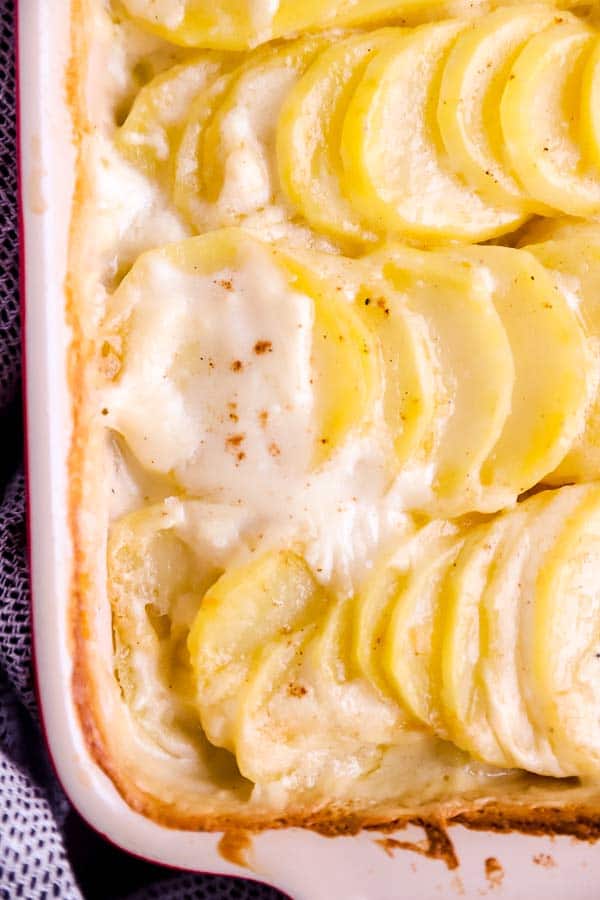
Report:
0,2,286,896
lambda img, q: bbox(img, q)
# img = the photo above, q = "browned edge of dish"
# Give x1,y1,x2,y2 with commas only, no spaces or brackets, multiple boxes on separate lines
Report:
65,0,600,848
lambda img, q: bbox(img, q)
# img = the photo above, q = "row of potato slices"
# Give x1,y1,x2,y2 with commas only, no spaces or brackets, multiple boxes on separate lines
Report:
108,480,600,782
106,226,600,516
120,0,586,50
118,7,600,247
187,480,600,781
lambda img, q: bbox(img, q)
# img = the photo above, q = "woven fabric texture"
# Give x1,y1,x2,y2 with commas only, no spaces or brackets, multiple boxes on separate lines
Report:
0,1,285,896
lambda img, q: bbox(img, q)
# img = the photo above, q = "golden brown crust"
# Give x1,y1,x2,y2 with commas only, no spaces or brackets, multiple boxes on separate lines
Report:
65,1,600,845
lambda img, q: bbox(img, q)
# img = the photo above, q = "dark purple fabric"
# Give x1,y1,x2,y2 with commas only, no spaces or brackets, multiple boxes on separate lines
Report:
0,2,285,896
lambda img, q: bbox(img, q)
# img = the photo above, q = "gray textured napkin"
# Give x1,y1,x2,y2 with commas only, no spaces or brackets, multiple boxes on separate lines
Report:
0,2,284,896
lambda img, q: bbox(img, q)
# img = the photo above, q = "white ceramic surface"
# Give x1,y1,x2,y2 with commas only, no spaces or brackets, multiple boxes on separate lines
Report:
18,1,600,896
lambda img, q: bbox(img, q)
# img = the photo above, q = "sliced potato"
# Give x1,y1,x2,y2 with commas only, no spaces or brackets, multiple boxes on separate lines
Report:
234,628,320,784
581,37,600,169
351,531,426,702
528,238,600,483
530,483,600,775
121,0,585,49
235,594,401,785
292,257,383,465
440,515,514,767
270,248,384,465
375,245,514,514
188,550,330,749
173,70,237,228
356,280,441,470
307,596,353,688
442,245,588,508
306,596,403,739
282,247,441,470
108,499,240,756
277,29,400,248
234,622,391,786
501,21,600,217
341,22,525,244
272,0,487,35
382,529,465,733
175,39,326,231
121,0,257,49
438,6,559,213
116,52,233,182
479,489,579,776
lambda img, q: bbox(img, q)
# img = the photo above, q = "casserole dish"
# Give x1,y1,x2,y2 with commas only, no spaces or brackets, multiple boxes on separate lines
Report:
19,0,600,896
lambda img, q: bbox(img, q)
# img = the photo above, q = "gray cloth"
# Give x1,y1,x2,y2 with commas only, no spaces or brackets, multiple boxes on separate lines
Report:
0,2,284,896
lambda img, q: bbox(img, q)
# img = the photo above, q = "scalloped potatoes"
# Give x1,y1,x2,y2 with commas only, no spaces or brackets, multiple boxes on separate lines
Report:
70,0,600,833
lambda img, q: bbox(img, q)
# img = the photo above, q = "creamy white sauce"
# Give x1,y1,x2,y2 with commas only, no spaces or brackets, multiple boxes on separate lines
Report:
104,244,424,594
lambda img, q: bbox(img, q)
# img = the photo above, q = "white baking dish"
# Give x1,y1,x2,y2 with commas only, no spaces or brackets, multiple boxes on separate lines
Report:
18,1,600,896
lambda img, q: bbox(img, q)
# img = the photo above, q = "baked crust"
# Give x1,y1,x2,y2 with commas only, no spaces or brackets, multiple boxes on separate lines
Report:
66,0,600,845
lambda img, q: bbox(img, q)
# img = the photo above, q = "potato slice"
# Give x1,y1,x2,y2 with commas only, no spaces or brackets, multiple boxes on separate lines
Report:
529,484,600,776
175,38,326,231
108,499,245,757
442,245,587,508
357,283,441,471
306,596,403,738
340,22,525,244
308,596,353,688
297,257,382,465
173,70,237,228
234,628,321,784
352,521,455,703
234,625,390,786
382,529,465,733
121,0,257,50
103,229,381,491
438,6,560,213
116,53,233,182
272,0,488,35
121,0,583,49
352,562,408,701
282,247,441,470
375,245,514,514
188,550,330,749
479,489,581,776
235,595,401,785
528,238,600,484
440,515,515,767
581,37,600,169
277,30,400,248
501,21,600,217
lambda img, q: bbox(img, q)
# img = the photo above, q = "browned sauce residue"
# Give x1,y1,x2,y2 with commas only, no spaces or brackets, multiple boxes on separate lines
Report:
258,410,269,427
376,822,459,871
254,340,273,355
288,682,307,697
484,856,504,888
533,853,556,869
230,360,243,372
226,433,245,449
269,442,281,457
216,278,233,290
218,830,253,870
